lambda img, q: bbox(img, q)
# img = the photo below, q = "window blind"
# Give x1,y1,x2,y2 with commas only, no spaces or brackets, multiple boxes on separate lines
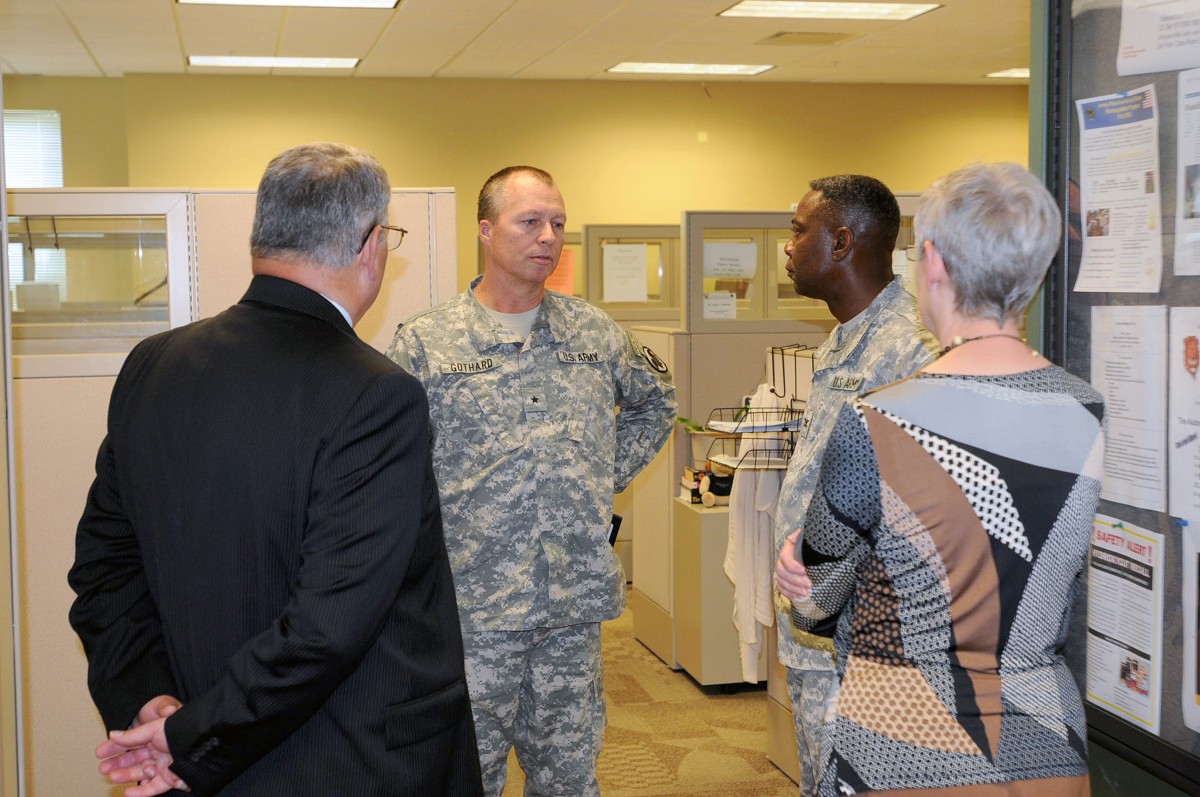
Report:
3,110,66,303
3,110,63,189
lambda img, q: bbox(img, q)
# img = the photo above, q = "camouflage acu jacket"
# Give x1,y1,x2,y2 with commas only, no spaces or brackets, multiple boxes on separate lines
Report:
387,277,676,631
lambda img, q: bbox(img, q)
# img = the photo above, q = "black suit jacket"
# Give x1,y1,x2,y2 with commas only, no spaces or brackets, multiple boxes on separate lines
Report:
69,275,481,796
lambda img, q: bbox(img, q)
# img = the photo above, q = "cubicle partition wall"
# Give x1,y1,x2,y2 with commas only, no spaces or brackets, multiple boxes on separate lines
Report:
7,190,192,379
5,187,456,797
0,80,21,797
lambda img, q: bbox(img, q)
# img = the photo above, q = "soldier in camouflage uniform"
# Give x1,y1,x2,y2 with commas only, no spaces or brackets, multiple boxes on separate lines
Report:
772,175,936,796
386,165,675,797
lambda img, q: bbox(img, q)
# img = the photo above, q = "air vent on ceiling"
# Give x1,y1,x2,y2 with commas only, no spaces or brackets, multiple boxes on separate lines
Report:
758,31,855,45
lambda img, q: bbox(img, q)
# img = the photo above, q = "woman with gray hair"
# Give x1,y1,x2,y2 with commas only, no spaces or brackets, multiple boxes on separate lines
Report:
781,162,1104,796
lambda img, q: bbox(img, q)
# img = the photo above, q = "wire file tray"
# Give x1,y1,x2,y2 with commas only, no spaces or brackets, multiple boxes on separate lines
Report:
704,405,804,434
702,434,795,471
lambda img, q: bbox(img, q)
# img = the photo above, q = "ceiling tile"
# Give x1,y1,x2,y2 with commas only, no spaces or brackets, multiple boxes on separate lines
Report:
279,8,394,56
178,5,285,56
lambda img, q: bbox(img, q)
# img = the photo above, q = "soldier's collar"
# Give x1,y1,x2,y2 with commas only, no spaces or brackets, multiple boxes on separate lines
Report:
825,277,905,357
534,293,572,343
465,277,565,349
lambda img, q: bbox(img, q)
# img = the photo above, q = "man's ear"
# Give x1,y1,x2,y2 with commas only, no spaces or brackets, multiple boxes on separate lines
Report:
478,218,492,245
358,225,385,281
830,226,854,262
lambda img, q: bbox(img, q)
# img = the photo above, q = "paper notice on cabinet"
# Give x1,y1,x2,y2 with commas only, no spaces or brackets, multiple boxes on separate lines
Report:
1117,0,1200,76
1074,85,1164,293
1178,68,1200,275
1086,514,1164,735
1091,305,1167,512
703,242,756,279
703,292,737,319
602,243,648,303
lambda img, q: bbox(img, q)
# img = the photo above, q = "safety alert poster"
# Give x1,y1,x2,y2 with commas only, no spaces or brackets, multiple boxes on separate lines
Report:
1086,514,1165,735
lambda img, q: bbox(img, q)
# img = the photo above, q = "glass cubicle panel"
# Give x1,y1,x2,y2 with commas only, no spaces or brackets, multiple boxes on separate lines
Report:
698,228,762,320
584,224,680,324
685,211,836,332
6,191,192,377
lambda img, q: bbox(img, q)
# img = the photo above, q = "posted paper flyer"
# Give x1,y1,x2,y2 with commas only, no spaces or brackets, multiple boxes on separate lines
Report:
1117,0,1200,76
1074,85,1164,293
1091,305,1167,512
1086,514,1165,735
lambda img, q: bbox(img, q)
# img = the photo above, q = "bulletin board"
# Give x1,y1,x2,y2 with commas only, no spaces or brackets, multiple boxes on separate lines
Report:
1047,1,1200,791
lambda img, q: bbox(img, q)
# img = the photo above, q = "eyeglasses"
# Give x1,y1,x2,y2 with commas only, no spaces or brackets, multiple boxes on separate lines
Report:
904,243,923,262
381,224,407,251
361,223,408,252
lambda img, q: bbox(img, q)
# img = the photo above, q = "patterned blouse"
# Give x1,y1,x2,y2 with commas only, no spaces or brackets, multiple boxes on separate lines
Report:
791,366,1105,795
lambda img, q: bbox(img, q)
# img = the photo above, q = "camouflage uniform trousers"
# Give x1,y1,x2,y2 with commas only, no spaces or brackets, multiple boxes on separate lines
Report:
785,657,837,797
463,623,605,797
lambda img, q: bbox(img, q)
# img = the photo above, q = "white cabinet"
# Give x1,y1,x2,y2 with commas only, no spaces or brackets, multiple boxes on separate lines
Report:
671,498,766,685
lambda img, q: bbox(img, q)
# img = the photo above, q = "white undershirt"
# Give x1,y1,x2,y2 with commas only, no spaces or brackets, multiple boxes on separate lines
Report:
481,303,541,341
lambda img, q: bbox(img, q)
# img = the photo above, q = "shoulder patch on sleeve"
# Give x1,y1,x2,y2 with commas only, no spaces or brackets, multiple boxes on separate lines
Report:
641,345,669,374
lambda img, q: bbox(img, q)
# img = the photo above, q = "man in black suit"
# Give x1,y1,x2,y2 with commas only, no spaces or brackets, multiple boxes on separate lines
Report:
68,142,482,797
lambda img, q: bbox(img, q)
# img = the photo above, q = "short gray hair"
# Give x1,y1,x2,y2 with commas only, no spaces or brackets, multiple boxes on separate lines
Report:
477,165,555,222
914,162,1061,324
250,142,391,269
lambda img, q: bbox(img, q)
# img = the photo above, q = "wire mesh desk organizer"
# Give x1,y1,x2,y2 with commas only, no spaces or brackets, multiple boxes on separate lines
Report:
700,344,815,472
702,409,798,471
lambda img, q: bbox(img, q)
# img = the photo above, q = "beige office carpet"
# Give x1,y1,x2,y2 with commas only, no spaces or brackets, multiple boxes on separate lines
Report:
500,603,798,797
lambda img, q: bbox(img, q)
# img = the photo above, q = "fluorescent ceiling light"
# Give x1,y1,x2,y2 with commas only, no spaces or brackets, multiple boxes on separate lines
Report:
986,68,1030,79
608,62,774,76
178,0,399,7
720,1,939,21
188,55,359,69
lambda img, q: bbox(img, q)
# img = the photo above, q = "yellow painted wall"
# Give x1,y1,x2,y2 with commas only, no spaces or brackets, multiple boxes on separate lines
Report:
4,77,129,187
5,74,1028,292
